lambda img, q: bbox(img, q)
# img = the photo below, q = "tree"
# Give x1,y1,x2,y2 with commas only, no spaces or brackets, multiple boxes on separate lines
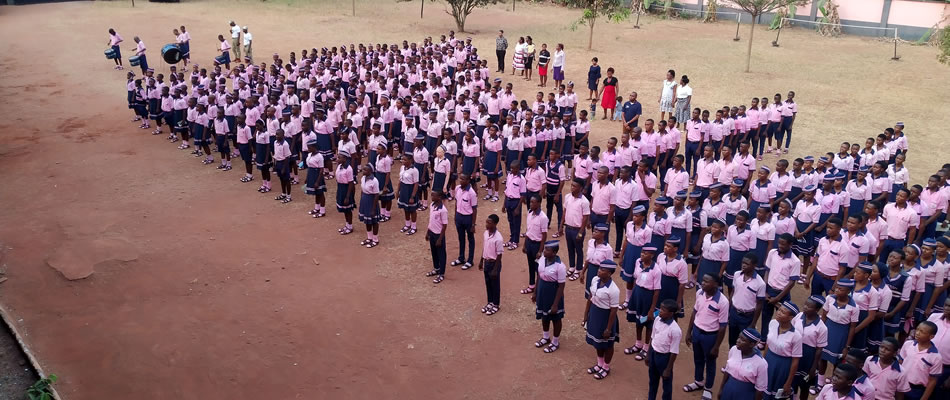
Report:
567,0,632,50
397,0,433,18
444,0,505,32
724,0,809,72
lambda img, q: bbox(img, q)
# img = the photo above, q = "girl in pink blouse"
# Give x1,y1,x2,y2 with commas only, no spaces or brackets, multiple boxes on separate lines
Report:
335,151,356,235
358,165,381,248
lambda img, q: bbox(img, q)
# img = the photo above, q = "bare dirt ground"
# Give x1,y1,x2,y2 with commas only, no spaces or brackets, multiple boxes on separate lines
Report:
0,1,947,399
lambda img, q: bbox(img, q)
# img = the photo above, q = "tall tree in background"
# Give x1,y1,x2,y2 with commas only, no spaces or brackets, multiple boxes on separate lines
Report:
443,0,505,32
725,0,809,72
568,0,632,50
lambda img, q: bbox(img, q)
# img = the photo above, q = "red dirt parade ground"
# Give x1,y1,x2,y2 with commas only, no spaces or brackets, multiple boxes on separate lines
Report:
1,1,948,399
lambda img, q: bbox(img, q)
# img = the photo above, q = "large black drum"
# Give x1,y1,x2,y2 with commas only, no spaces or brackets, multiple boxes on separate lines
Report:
162,43,182,64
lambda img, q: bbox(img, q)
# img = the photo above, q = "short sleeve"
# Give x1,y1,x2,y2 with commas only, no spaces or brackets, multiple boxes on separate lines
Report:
754,360,769,392
816,325,829,348
756,281,767,299
790,333,803,358
669,327,682,355
609,287,621,308
849,307,859,323
718,299,730,325
556,264,567,283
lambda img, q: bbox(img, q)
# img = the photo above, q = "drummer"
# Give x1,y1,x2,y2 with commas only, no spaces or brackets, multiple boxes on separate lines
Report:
132,36,148,74
216,35,232,70
107,28,123,70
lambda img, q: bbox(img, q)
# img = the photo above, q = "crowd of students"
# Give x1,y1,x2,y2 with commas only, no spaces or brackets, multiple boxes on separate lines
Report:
114,26,949,400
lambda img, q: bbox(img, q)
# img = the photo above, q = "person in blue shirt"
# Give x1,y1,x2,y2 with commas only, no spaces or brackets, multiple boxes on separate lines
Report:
622,92,642,130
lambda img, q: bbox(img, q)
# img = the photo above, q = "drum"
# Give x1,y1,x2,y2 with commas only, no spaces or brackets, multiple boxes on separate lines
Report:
104,48,117,59
161,43,181,64
214,54,228,65
129,55,141,67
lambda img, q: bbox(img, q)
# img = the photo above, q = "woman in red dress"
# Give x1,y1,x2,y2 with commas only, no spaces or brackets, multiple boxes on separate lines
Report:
599,68,619,120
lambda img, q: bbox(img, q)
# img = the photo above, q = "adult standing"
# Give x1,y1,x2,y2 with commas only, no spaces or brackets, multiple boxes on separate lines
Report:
537,43,551,88
599,68,619,120
622,92,642,130
659,69,677,122
242,26,253,64
106,28,124,70
512,37,525,76
495,30,508,73
673,75,692,129
523,36,536,81
552,43,566,88
229,21,242,61
132,36,148,74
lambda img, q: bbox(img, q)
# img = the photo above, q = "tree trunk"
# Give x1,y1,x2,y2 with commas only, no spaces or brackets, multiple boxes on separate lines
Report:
352,0,355,16
745,16,756,73
588,16,596,50
457,15,466,33
420,0,424,18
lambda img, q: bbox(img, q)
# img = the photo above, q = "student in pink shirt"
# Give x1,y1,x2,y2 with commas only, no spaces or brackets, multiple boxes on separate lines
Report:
728,253,766,348
303,139,326,218
696,219,729,286
590,166,615,240
818,279,859,389
807,217,848,296
694,145,720,196
684,273,729,399
880,188,919,263
779,91,798,154
623,246,662,361
425,191,449,284
664,155,690,198
898,321,941,400
106,29,124,70
718,328,769,400
925,297,950,394
521,196,549,295
335,151,357,235
795,296,830,398
766,93,784,155
532,240,567,353
397,154,421,235
561,179,591,281
216,35,232,70
479,214,505,316
863,337,911,400
273,129,294,203
644,300,682,400
583,258,621,380
357,165,382,247
131,36,148,74
814,364,860,400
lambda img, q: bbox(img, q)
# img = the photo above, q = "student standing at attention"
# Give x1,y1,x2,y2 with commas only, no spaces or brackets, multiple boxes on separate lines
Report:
532,240,567,354
479,214,505,316
584,259,620,380
683,273,729,400
452,174,478,270
425,191,449,284
645,299,682,400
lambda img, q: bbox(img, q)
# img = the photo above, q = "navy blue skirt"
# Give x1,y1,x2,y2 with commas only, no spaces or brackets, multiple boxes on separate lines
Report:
848,198,865,217
413,162,429,187
753,239,770,276
358,193,379,223
658,274,681,307
397,182,417,211
884,295,905,335
765,351,793,399
792,219,815,256
720,376,756,400
432,171,447,193
915,283,935,323
626,285,655,325
304,167,325,195
336,182,355,212
192,124,207,144
482,151,500,178
585,263,601,299
462,156,478,176
724,248,746,286
316,134,333,158
586,305,619,350
535,279,565,321
697,258,723,285
148,98,160,119
621,242,643,283
822,319,849,363
649,233,666,249
505,150,520,167
375,172,394,201
794,344,818,387
562,137,574,159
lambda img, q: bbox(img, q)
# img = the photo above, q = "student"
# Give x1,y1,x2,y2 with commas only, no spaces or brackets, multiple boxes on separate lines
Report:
397,154,420,235
273,129,293,203
724,180,749,226
107,28,124,69
482,125,503,201
335,151,356,235
532,240,567,353
584,224,614,295
645,299,682,400
806,217,847,297
375,143,394,222
764,301,803,400
864,337,911,400
522,195,549,295
216,35,232,70
718,328,769,400
657,236,688,318
647,197,673,249
590,166,615,241
763,234,801,338
843,349,876,399
925,297,950,396
696,219,728,286
452,174,478,270
562,179,591,281
412,134,431,210
881,188,919,263
425,191,449,284
357,165,381,248
815,364,860,400
213,108,232,171
852,262,882,353
502,160,526,250
583,259,620,380
818,279,859,390
886,154,909,203
432,146,452,195
255,119,273,193
683,274,729,400
750,205,776,276
303,139,327,218
544,149,567,235
132,36,148,74
795,296,829,398
725,211,756,292
479,214,505,316
623,246,661,360
728,254,766,348
620,205,652,301
898,321,941,400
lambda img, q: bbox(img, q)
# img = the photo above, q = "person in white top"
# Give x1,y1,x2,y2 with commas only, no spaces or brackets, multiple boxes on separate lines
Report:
659,69,677,122
552,43,566,88
242,26,253,63
229,21,242,60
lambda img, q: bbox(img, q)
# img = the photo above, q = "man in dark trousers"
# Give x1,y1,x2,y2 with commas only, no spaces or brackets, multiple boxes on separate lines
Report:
496,30,508,72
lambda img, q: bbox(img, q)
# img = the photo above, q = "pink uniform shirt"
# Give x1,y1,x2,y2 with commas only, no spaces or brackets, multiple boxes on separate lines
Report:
731,273,766,312
815,236,848,277
524,210,549,242
634,260,662,290
524,166,546,192
693,289,729,331
563,193,590,228
927,313,950,365
863,355,911,399
590,181,614,215
650,318,682,354
882,203,919,240
766,319,804,358
427,204,449,234
454,185,477,215
482,230,505,261
897,340,941,386
722,346,769,391
766,249,801,290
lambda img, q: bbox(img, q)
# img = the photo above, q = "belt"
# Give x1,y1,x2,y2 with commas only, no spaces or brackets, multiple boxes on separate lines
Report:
887,237,906,241
694,327,718,335
733,307,755,316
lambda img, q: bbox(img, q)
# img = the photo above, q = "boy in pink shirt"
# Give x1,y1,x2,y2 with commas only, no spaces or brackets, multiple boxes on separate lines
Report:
898,321,941,400
479,214,505,316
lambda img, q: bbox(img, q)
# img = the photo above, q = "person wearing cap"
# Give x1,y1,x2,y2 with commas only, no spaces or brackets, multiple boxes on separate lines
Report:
817,278,858,387
562,179,591,281
303,137,326,217
668,191,691,253
620,204,651,286
648,196,673,249
749,204,776,275
911,239,940,324
728,253,766,348
532,240,567,353
921,237,950,317
748,166,777,213
411,134,431,210
880,187,919,266
792,185,821,269
584,224,613,295
657,233,688,312
724,179,749,226
583,258,620,380
764,301,803,400
623,245,662,361
684,273,729,398
357,164,382,248
334,150,357,234
397,153,421,235
850,262,882,355
885,154,909,203
846,166,872,218
702,183,728,232
718,327,769,399
867,161,891,206
241,26,252,63
761,232,799,333
272,129,294,203
898,320,940,400
479,214,506,316
794,295,829,397
696,217,729,287
425,190,449,284
373,143,395,222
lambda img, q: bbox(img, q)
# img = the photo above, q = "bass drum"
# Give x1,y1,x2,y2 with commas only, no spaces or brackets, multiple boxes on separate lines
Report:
161,43,182,64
